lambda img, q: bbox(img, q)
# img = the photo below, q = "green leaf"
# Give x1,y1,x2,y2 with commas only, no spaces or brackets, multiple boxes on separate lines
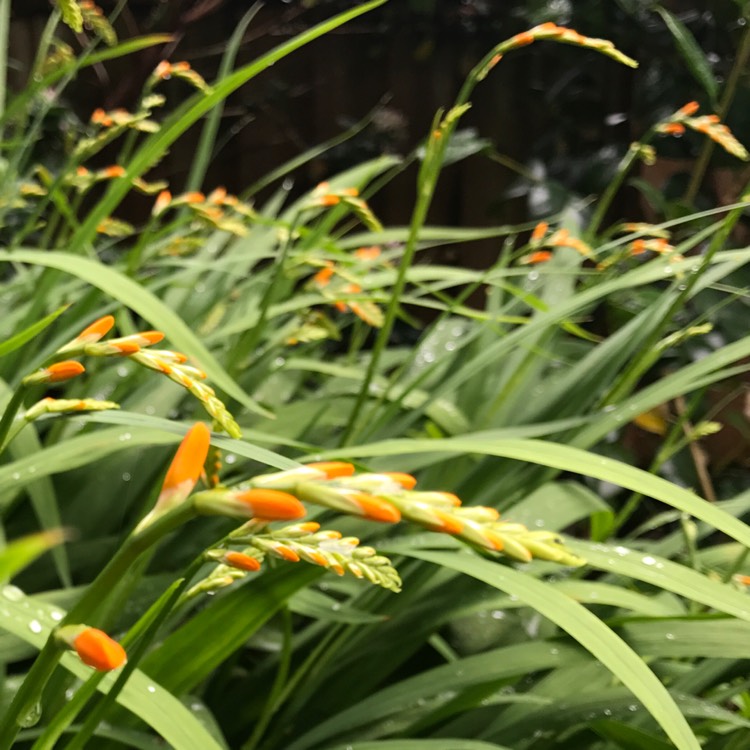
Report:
655,7,718,103
141,566,322,695
0,587,223,750
0,304,69,357
327,742,510,750
0,250,270,418
568,540,750,622
0,531,68,581
287,642,580,750
403,550,701,750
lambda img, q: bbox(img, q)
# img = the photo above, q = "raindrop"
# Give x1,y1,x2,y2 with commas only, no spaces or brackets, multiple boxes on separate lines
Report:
28,620,43,634
664,266,673,275
147,685,156,694
17,701,41,728
225,454,237,465
11,472,20,480
2,585,24,601
28,467,36,474
534,519,544,528
614,546,629,556
642,555,657,566
122,473,131,482
273,357,286,368
527,271,539,282
550,647,559,655
665,633,675,640
119,432,132,442
116,365,129,377
491,610,506,620
50,611,63,622
145,405,156,415
628,704,638,712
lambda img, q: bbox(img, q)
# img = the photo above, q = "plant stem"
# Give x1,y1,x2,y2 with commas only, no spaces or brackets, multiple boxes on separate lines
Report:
0,386,27,454
684,22,750,204
0,0,10,136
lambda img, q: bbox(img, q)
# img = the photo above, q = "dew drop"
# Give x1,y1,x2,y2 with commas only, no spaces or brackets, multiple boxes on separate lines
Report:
527,271,539,282
122,472,131,482
119,432,132,442
11,472,20,481
28,619,43,634
147,685,156,694
614,546,629,556
628,704,638,712
491,610,506,620
665,632,675,640
50,610,63,622
2,585,24,601
116,365,129,377
225,454,237,465
17,701,41,728
642,555,657,566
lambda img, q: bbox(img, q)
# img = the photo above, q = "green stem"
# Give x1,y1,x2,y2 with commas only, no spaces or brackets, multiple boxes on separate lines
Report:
0,386,27,454
0,502,197,749
587,139,650,238
684,22,750,204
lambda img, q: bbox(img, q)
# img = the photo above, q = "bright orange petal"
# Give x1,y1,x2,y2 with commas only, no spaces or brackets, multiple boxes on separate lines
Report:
349,492,401,524
307,461,355,479
46,361,85,382
73,627,127,671
224,551,261,571
381,472,417,490
237,489,306,520
162,423,211,493
77,315,115,343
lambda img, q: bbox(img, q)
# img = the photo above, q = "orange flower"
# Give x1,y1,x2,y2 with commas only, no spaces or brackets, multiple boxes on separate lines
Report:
76,166,91,177
530,221,548,243
157,423,211,510
382,472,417,490
75,315,115,344
524,250,553,265
307,461,355,479
235,489,306,520
24,361,86,386
152,190,172,217
154,60,172,79
274,545,300,562
313,265,335,287
102,165,125,179
662,122,685,136
511,31,535,47
182,191,205,204
73,627,127,671
319,194,341,207
172,61,191,73
348,492,401,523
630,239,647,256
223,551,262,572
677,101,700,117
354,246,381,261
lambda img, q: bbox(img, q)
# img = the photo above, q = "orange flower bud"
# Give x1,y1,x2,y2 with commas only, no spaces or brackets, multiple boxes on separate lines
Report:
306,461,356,479
111,341,141,355
432,510,464,535
153,190,172,216
90,108,106,123
274,545,300,562
662,122,685,136
354,246,381,261
348,492,401,523
154,61,172,79
24,360,86,386
319,194,341,207
182,191,205,204
75,315,115,344
139,331,165,346
102,165,125,178
313,265,335,287
630,239,647,256
235,489,306,520
381,472,417,490
76,166,90,177
172,61,191,72
511,31,535,47
530,221,548,243
223,551,262,572
525,250,553,265
73,627,127,671
160,423,211,500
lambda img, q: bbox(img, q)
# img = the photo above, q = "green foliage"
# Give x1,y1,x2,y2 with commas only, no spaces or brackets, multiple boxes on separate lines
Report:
0,3,749,750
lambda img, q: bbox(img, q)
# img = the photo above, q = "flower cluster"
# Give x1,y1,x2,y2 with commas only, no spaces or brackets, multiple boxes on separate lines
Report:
149,60,210,93
306,181,383,232
480,22,637,80
26,315,241,437
194,520,402,595
521,222,593,265
657,101,749,160
310,260,384,328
